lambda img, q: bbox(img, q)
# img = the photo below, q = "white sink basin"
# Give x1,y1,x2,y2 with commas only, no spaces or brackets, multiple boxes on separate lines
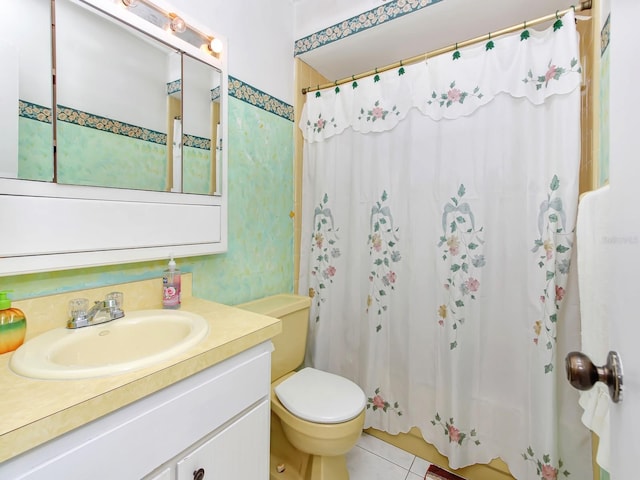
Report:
10,310,209,380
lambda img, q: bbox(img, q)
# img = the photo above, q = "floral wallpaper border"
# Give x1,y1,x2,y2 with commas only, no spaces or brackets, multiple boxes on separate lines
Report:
167,79,181,95
19,77,293,144
166,80,221,101
19,100,52,123
211,85,221,101
183,134,211,150
20,101,210,150
229,76,294,121
22,100,169,147
56,105,167,145
294,0,441,56
18,105,211,150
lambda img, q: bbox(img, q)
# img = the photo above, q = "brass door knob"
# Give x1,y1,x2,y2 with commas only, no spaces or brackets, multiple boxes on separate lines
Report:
565,351,623,403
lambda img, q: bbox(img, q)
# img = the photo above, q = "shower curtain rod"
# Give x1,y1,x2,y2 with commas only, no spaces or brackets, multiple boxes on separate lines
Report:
301,0,592,94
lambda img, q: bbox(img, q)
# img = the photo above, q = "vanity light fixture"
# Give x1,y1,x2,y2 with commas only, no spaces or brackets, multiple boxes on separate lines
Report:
168,13,186,33
119,0,221,57
209,37,223,54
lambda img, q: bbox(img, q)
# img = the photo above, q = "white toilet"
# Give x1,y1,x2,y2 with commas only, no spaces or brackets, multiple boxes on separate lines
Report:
237,294,365,480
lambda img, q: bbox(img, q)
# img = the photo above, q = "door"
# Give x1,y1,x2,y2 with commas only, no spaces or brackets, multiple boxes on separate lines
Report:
605,0,639,478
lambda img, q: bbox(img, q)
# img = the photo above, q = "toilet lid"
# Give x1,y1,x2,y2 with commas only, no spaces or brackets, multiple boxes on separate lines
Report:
274,367,366,424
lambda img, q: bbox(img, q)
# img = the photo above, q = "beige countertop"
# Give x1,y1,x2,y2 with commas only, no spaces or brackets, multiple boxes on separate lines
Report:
0,295,281,463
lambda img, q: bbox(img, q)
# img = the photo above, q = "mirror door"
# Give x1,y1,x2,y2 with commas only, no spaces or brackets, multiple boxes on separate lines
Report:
55,0,181,192
3,0,53,182
182,55,222,195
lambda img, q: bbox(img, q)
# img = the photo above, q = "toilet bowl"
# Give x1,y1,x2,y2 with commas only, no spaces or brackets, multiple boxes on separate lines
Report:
237,294,365,480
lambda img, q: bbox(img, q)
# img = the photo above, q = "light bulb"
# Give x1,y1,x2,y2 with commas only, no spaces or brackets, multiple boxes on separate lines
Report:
169,15,186,33
209,38,223,54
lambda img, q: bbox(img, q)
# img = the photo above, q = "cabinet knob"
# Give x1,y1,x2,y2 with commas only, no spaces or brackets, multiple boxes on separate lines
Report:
193,468,205,480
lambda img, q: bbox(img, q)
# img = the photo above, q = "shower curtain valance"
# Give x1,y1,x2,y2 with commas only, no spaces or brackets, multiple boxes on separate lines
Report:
300,11,581,143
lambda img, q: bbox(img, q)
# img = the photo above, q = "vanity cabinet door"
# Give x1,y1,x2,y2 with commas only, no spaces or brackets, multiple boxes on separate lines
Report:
176,399,270,480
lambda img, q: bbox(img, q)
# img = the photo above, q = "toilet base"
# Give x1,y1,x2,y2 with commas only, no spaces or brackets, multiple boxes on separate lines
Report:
270,410,309,480
269,452,305,480
269,452,348,480
306,453,349,480
270,411,352,480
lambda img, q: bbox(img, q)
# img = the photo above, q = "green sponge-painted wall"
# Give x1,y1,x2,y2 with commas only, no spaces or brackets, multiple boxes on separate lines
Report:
56,119,168,191
1,95,294,306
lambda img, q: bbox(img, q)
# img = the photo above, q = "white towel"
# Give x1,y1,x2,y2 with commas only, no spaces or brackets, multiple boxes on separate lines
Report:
576,185,611,471
214,122,222,193
172,118,182,192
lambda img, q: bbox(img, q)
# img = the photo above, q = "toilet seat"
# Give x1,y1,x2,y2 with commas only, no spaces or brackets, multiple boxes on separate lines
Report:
274,367,366,424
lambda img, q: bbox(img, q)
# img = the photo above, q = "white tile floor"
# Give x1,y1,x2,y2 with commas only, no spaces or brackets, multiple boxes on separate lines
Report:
346,433,432,480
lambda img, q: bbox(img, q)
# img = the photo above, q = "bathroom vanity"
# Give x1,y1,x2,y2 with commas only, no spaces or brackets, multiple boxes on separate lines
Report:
0,279,280,480
2,343,271,480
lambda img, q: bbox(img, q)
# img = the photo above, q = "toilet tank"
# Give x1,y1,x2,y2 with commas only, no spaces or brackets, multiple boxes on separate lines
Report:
236,294,311,381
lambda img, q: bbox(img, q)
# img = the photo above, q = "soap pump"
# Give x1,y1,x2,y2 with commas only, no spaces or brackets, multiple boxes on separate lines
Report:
162,256,181,309
0,291,27,354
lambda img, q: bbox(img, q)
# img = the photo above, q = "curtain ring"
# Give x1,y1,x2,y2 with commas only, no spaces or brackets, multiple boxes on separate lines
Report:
523,20,527,29
400,59,403,66
556,10,559,19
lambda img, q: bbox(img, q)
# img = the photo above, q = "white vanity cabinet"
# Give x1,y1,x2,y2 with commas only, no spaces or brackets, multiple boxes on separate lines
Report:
0,343,272,480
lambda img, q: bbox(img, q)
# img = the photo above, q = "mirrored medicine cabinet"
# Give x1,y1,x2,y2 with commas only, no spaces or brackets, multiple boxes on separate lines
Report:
0,0,228,276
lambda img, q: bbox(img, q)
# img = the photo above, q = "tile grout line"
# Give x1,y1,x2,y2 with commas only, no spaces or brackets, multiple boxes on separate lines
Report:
405,457,416,480
354,444,415,475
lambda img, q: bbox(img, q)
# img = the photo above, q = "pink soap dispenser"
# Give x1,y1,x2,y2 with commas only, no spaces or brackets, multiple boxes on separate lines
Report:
162,256,181,309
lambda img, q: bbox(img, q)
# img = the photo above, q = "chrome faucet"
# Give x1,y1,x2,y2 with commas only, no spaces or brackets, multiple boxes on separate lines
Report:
67,292,124,329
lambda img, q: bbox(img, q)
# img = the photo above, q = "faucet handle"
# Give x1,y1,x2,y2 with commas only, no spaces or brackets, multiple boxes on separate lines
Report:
69,298,89,320
68,298,90,328
105,292,124,320
105,292,123,310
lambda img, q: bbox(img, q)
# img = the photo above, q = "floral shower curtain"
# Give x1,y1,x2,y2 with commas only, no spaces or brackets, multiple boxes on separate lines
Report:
299,11,591,480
